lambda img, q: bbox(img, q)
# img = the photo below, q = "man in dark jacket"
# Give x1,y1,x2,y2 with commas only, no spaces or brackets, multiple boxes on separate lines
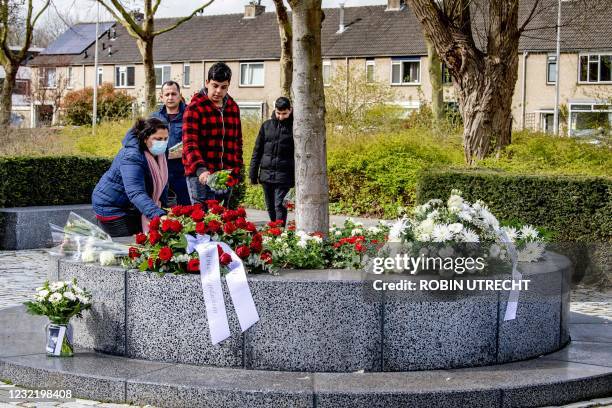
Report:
151,81,190,205
182,62,242,207
249,97,294,225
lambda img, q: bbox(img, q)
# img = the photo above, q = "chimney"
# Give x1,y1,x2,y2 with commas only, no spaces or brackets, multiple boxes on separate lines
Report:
244,0,265,19
386,0,406,11
337,3,346,34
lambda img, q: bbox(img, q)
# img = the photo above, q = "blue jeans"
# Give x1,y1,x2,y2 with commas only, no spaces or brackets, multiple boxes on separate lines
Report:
186,176,232,208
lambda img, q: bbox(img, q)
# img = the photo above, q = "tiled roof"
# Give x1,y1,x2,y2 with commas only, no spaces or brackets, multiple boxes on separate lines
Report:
30,2,612,67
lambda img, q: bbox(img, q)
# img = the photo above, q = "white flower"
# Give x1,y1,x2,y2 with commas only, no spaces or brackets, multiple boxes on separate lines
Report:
72,286,83,294
479,208,499,229
351,228,363,236
367,226,381,234
49,293,63,303
418,218,435,235
447,195,464,212
426,210,439,220
281,232,289,238
311,235,323,244
50,281,65,291
35,286,44,292
501,226,518,242
388,218,408,243
63,291,76,301
458,210,473,222
297,240,308,248
489,244,501,258
81,249,97,263
99,251,116,266
334,230,342,237
448,223,464,234
76,294,90,305
37,289,49,298
520,225,539,240
432,224,453,242
517,242,545,262
461,228,480,243
262,236,272,244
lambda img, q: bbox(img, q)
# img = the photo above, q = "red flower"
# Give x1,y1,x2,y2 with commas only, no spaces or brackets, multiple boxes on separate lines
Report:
286,203,295,210
162,219,174,233
207,219,222,234
128,247,140,259
249,240,262,253
205,199,219,208
209,205,224,215
149,230,162,245
135,233,147,245
217,245,224,257
267,227,282,236
260,252,273,264
147,257,156,270
158,247,173,261
312,231,325,238
149,216,161,230
287,224,296,231
195,222,207,235
191,209,205,222
226,175,238,187
171,220,183,233
267,220,284,228
355,242,366,253
235,217,248,229
245,222,257,232
170,205,184,216
222,210,239,223
236,245,250,259
219,252,232,266
252,232,263,243
223,222,237,235
237,207,247,218
187,259,200,272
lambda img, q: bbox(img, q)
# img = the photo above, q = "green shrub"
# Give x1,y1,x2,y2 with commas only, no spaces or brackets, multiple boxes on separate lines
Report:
0,156,111,207
416,168,611,242
63,83,135,126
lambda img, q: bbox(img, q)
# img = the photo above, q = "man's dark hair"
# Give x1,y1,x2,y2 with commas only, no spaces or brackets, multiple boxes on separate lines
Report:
161,80,180,93
275,97,291,111
207,62,232,82
132,117,168,151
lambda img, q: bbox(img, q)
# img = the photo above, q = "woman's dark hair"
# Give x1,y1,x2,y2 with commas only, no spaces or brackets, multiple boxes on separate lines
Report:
275,97,291,110
207,62,232,83
132,118,168,151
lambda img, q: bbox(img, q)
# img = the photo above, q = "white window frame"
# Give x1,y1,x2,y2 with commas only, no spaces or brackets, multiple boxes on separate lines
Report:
546,55,557,85
155,64,172,88
578,53,612,84
568,100,612,137
97,67,103,86
41,67,57,89
239,62,265,87
115,65,135,88
67,66,74,89
237,101,265,119
183,63,190,88
390,58,421,85
322,60,332,86
365,60,375,83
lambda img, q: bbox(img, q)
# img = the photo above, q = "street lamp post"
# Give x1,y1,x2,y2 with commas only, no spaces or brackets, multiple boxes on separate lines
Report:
553,0,562,135
92,1,100,134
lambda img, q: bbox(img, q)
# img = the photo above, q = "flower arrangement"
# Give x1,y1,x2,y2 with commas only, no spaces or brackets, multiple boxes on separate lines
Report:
125,200,270,275
206,168,239,193
24,279,92,325
387,190,546,275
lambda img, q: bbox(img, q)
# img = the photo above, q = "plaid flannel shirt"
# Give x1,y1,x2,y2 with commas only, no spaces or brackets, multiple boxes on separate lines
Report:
182,91,243,177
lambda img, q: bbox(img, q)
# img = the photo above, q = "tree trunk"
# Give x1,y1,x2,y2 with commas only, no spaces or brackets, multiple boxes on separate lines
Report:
426,36,444,127
289,0,329,234
273,0,293,98
138,38,157,113
0,64,18,127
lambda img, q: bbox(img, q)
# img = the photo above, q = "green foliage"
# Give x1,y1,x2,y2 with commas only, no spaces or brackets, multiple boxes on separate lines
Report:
416,168,611,242
63,83,135,126
0,156,111,207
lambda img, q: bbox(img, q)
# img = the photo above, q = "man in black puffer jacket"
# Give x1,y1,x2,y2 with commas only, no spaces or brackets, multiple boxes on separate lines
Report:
249,97,294,225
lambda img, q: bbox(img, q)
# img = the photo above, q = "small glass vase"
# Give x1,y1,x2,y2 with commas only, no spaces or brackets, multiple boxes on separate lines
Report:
45,323,74,357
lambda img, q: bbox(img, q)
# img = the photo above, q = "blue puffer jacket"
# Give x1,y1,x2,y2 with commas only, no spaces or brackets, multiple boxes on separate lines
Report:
150,102,185,150
92,130,168,220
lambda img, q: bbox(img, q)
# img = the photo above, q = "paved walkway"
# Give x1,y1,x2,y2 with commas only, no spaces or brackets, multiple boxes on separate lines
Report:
0,211,610,407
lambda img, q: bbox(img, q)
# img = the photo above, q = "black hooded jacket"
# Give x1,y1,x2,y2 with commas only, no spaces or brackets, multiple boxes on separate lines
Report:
249,112,295,186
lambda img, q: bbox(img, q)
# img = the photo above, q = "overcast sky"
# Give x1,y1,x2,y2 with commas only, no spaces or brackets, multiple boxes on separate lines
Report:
38,0,388,23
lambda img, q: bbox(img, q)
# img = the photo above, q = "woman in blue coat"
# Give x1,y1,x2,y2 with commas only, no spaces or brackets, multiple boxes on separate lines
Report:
92,118,169,237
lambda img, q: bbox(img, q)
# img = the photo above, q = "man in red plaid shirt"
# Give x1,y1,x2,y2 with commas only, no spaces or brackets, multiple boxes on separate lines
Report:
182,62,243,206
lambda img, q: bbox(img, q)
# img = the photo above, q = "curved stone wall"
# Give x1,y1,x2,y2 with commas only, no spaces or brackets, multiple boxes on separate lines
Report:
58,252,571,373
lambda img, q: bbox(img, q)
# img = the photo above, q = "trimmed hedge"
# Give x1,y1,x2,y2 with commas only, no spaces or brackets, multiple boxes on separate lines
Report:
417,168,611,242
0,156,112,208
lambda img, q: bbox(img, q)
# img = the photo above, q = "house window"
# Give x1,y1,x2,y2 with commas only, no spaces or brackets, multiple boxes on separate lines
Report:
579,54,612,83
115,66,135,87
568,101,612,138
183,63,190,87
547,55,557,84
67,67,74,88
237,101,264,119
97,67,103,86
41,67,56,88
442,64,452,85
239,62,264,87
322,60,332,86
14,79,29,96
391,59,421,85
155,64,171,87
366,59,375,83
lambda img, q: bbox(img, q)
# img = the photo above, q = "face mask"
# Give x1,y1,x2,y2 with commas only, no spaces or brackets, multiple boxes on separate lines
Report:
149,140,168,156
